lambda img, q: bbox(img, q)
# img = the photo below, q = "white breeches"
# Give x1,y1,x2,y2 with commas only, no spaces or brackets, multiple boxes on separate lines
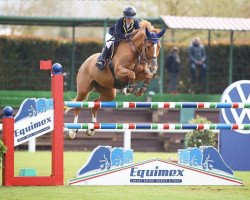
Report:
105,32,114,49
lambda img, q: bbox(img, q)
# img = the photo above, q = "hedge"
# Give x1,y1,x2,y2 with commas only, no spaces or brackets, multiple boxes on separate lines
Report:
0,35,249,94
163,43,250,94
0,36,102,91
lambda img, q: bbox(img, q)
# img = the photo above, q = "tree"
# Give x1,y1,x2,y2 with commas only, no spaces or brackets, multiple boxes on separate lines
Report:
185,115,216,148
0,139,7,166
0,1,70,36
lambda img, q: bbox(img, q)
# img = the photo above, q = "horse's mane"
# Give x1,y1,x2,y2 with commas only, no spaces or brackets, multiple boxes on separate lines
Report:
139,19,158,33
131,19,160,46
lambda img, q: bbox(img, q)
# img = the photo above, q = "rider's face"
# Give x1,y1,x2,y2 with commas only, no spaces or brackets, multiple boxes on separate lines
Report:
125,18,134,24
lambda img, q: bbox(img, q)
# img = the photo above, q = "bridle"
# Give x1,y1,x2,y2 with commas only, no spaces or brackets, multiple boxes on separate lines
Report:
129,38,159,73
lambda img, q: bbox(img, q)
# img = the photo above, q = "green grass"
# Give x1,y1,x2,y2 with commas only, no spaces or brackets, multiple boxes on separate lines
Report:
0,151,249,200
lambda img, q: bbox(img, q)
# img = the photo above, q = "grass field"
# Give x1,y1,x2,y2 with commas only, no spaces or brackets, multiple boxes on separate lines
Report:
0,151,249,200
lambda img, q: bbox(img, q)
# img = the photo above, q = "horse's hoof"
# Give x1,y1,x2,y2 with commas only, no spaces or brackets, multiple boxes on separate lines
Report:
145,71,153,79
134,88,145,97
133,88,141,97
85,129,95,136
134,93,142,97
68,130,76,139
122,88,130,96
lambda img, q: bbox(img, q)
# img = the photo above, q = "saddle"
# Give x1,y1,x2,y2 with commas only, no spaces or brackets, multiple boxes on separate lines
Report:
105,42,129,89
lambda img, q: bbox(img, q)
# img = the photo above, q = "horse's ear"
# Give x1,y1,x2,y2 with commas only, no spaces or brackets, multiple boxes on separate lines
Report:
145,27,151,38
157,28,166,38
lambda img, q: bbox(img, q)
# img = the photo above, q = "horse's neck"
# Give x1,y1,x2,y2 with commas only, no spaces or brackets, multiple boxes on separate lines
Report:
132,30,146,51
112,31,144,62
111,30,146,71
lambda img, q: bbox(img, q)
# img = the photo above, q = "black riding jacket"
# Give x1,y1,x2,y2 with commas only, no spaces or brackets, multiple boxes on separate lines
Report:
109,17,140,39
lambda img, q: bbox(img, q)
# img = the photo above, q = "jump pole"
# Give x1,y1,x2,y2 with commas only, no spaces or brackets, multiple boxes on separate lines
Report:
65,101,250,109
64,123,250,130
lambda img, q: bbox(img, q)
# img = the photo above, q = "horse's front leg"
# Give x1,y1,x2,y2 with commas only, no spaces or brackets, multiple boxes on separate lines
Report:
134,79,151,97
116,67,136,95
122,83,137,96
133,69,153,97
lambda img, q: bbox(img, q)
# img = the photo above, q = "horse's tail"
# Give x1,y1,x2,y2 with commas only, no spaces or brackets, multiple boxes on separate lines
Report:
64,93,90,114
64,105,73,114
64,93,76,114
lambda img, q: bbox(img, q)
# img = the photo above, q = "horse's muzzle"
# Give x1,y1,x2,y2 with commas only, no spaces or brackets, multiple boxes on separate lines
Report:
149,57,158,74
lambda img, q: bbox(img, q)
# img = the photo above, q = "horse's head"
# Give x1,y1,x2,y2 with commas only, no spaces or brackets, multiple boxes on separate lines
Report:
144,27,166,74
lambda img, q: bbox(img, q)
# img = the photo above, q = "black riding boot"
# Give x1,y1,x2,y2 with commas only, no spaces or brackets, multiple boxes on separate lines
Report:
96,46,110,70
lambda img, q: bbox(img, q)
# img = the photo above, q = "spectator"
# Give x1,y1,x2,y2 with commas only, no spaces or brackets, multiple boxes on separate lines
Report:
188,37,206,84
165,46,181,94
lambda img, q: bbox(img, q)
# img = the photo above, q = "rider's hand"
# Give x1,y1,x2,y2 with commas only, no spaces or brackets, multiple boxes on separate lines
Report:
125,33,133,38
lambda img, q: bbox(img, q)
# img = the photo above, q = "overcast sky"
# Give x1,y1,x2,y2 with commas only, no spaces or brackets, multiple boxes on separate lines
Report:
0,0,157,18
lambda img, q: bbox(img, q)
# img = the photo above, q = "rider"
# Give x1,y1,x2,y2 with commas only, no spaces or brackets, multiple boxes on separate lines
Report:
96,6,140,70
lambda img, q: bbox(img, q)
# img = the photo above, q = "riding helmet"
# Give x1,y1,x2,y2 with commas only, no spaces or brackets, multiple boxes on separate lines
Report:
123,6,136,18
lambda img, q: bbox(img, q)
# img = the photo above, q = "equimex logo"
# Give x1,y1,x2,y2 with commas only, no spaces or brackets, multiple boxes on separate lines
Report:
221,80,250,134
14,98,54,146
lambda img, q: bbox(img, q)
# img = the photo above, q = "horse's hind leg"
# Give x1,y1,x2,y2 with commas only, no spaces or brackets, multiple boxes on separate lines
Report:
68,92,88,139
68,81,94,139
86,85,116,136
91,98,100,123
85,97,99,136
94,84,116,112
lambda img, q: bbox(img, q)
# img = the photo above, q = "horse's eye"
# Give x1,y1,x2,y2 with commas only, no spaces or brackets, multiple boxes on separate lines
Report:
147,45,151,49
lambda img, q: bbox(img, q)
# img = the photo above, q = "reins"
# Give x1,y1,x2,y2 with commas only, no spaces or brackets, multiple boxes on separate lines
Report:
129,37,157,67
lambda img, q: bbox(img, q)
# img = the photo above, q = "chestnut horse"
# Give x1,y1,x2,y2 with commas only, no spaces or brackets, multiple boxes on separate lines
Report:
68,20,166,138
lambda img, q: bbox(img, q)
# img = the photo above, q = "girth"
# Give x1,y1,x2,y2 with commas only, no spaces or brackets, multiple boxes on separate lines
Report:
108,61,128,89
